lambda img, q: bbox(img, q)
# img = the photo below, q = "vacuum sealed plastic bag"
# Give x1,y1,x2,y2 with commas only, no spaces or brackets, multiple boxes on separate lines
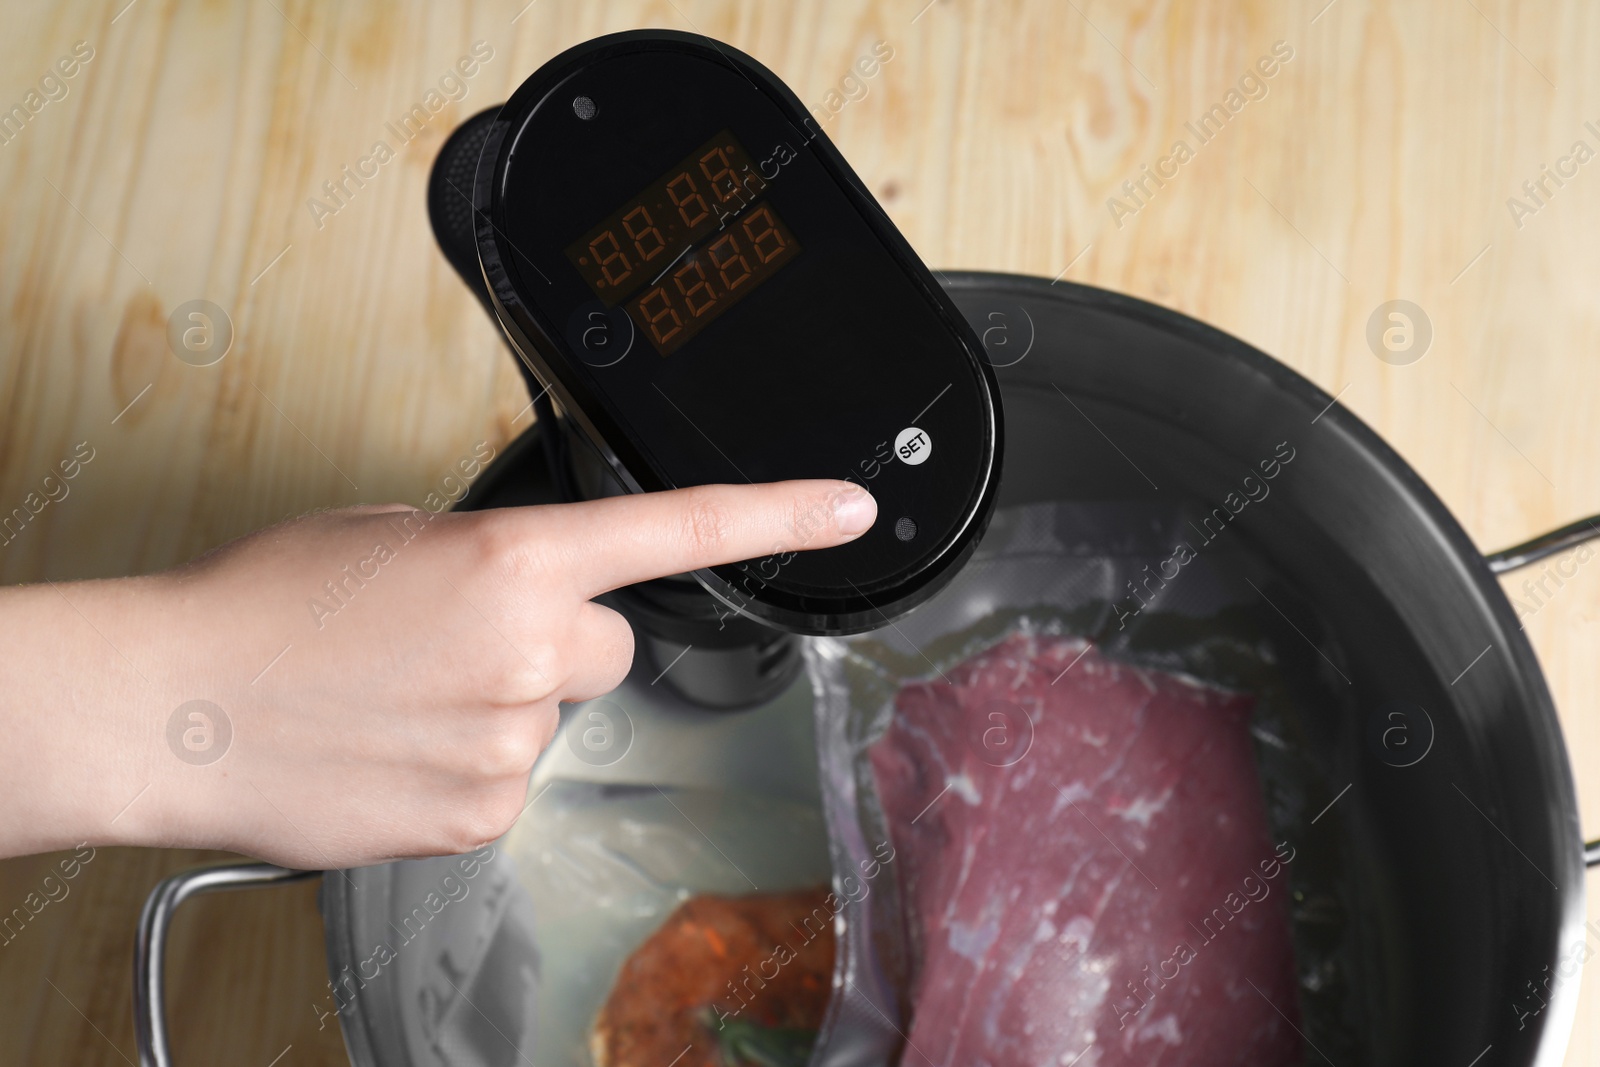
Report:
807,500,1361,1066
503,779,836,1066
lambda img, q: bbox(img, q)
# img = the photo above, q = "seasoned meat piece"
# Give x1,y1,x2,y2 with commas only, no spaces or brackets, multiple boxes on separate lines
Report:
870,632,1301,1066
591,888,835,1067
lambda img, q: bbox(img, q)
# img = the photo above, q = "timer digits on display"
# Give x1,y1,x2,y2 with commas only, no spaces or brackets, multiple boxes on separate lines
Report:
627,203,798,353
565,130,801,354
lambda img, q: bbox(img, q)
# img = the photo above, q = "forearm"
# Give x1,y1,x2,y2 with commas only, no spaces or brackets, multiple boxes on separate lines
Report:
0,576,174,858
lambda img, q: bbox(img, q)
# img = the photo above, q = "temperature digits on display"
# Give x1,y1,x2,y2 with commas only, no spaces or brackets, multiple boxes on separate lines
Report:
626,203,799,354
565,131,802,355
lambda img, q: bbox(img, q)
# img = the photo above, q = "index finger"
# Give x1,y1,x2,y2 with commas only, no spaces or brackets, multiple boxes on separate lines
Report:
537,480,877,597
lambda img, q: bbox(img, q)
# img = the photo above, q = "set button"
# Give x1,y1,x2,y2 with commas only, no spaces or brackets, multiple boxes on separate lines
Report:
895,426,931,465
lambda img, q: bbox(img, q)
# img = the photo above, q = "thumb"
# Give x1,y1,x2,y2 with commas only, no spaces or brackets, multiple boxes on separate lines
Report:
534,480,877,597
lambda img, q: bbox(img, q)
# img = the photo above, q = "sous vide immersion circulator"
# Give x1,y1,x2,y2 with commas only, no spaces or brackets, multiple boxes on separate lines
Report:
468,29,1002,637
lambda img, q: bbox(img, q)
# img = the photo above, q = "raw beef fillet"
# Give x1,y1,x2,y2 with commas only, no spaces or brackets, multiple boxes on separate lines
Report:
869,631,1301,1066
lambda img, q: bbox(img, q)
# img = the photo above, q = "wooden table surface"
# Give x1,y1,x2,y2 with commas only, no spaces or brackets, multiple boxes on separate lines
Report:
2,1,1597,1064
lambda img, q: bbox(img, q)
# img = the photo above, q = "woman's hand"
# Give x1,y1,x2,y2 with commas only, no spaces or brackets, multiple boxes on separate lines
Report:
0,480,875,866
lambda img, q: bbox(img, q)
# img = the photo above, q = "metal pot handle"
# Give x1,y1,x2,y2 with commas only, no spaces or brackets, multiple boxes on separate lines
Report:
134,863,319,1067
1485,514,1600,576
1485,514,1600,867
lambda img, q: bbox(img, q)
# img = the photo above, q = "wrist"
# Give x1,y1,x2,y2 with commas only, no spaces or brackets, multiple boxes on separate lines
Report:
0,571,251,858
0,577,170,856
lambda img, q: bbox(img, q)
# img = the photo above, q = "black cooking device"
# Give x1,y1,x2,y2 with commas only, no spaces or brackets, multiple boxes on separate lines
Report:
136,29,1598,1067
473,30,1001,637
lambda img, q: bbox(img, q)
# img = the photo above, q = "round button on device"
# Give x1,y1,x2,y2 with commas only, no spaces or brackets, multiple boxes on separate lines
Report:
895,426,932,465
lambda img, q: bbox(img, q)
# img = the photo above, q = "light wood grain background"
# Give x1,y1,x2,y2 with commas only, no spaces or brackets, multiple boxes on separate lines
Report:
1,0,1597,1064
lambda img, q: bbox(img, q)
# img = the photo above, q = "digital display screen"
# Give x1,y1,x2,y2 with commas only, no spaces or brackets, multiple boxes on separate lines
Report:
566,131,801,354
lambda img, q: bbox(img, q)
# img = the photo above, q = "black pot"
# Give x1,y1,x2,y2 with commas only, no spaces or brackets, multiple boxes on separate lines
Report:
135,273,1598,1067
